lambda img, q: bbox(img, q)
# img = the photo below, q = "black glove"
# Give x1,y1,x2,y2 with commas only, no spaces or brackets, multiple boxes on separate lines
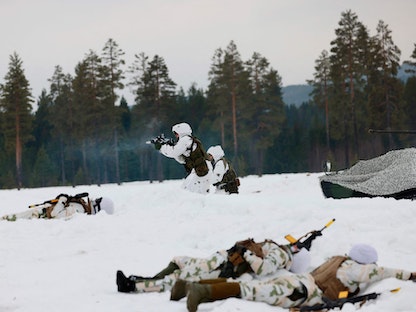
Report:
234,244,247,256
154,141,162,150
219,261,235,278
409,273,416,281
227,244,247,257
166,138,175,146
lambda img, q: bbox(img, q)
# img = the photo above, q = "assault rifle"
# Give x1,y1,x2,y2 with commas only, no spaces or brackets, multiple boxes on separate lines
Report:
28,192,89,208
146,134,175,147
295,287,401,311
285,218,335,251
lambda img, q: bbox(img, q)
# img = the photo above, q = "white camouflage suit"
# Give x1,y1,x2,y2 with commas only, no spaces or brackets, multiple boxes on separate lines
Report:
134,241,296,293
206,145,229,193
237,257,414,309
159,123,212,194
1,195,114,221
2,195,87,220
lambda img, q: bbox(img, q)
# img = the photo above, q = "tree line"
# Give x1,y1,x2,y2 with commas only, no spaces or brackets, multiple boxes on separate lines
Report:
0,9,415,189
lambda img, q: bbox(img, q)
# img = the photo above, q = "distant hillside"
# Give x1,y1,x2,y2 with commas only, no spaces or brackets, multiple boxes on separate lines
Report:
398,62,415,81
282,84,312,107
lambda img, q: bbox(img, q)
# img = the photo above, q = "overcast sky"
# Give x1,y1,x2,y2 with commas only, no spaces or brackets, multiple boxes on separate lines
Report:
1,0,415,106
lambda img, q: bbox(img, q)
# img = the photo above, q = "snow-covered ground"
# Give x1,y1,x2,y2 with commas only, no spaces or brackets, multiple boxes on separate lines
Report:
0,173,415,312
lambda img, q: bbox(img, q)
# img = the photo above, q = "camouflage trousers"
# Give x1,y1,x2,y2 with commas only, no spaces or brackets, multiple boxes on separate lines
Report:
239,273,323,308
135,252,227,293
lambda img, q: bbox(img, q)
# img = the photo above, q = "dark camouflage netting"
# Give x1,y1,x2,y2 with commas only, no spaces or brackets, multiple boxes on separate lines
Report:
320,148,416,196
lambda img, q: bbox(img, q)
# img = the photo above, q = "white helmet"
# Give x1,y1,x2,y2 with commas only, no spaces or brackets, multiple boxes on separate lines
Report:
92,197,114,215
172,122,192,137
349,244,378,264
207,145,225,162
289,248,311,273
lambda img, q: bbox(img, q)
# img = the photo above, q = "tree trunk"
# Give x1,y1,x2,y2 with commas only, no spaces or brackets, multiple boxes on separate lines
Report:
114,129,121,185
15,113,22,189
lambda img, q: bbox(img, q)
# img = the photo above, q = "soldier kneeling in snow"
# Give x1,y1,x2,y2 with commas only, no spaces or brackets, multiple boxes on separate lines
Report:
207,145,240,194
2,193,114,221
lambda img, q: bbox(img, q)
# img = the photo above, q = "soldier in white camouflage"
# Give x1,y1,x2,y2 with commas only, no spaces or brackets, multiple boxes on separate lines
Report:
116,239,309,297
184,244,416,312
1,193,114,221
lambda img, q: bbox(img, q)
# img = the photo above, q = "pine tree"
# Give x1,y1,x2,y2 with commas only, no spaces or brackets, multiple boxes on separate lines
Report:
101,38,125,184
32,89,53,152
0,52,33,188
206,41,249,170
48,65,74,185
245,52,285,175
373,20,402,149
72,52,103,185
129,53,176,182
206,48,228,147
309,50,331,159
223,41,246,162
329,10,368,166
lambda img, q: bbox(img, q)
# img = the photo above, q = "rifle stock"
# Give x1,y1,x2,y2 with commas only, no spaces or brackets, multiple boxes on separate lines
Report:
28,199,58,208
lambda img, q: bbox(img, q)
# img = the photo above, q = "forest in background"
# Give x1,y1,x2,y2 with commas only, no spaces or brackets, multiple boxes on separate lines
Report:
1,9,416,189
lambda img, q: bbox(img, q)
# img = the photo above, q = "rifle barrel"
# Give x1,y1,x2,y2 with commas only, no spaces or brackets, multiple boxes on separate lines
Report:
319,218,336,231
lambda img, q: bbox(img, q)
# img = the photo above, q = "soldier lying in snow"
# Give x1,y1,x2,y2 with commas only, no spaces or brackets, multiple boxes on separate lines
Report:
2,193,114,221
116,238,312,296
184,244,416,312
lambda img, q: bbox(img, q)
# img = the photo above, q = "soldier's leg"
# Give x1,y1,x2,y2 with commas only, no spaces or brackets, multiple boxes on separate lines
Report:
171,278,228,301
239,277,308,308
117,270,173,293
2,207,47,221
152,262,180,279
186,282,241,312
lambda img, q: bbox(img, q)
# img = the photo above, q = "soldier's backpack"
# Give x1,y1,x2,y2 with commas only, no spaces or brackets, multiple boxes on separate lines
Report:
221,159,240,193
184,136,209,177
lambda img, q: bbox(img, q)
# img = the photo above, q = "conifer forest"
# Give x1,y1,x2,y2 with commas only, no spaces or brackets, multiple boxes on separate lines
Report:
1,10,416,189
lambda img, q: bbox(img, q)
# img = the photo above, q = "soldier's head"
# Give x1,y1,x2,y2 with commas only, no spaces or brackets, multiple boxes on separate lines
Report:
207,145,225,162
349,244,378,264
290,248,311,273
172,122,192,138
91,197,115,215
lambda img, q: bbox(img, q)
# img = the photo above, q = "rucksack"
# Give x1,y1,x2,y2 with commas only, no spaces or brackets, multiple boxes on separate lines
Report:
221,158,240,193
184,136,209,177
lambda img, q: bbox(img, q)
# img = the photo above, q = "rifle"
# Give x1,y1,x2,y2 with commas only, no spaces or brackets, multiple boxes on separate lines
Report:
296,287,401,311
285,219,335,251
145,134,175,146
28,192,89,208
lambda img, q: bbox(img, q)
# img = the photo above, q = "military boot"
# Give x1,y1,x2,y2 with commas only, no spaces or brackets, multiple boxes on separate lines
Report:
186,282,240,312
116,270,136,293
170,279,189,301
171,278,228,301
